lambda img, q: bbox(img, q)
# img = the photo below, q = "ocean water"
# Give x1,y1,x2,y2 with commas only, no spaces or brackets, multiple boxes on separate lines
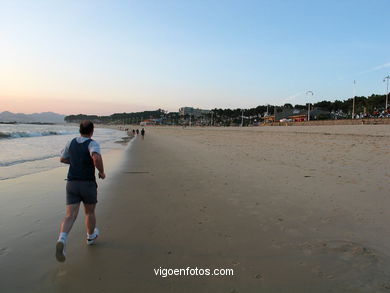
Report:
0,124,128,181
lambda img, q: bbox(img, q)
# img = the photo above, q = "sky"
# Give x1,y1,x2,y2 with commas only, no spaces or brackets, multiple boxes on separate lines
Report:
1,0,390,115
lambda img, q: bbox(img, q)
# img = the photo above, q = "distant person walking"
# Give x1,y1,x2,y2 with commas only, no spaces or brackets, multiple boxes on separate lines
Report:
56,120,105,262
132,129,135,135
136,129,139,135
141,128,145,138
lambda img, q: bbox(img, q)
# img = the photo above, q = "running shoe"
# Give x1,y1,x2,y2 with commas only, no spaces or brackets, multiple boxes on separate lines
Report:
86,227,99,245
55,240,66,262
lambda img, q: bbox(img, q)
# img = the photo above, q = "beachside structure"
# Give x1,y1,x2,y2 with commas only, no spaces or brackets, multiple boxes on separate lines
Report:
264,108,330,123
263,115,276,123
140,118,162,126
179,107,211,117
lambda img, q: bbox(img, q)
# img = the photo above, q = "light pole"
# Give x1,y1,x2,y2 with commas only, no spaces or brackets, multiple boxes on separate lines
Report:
274,105,277,122
352,80,356,119
306,91,314,121
384,75,390,112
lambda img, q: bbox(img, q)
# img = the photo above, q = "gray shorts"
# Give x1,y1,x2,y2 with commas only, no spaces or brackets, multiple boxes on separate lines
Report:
66,181,98,205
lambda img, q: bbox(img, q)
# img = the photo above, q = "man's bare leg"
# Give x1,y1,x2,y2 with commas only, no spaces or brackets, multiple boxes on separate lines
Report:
84,203,96,235
60,203,81,233
84,203,99,245
56,203,80,262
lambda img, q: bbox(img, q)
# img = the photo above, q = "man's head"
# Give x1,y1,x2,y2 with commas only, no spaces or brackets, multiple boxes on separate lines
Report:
79,120,94,137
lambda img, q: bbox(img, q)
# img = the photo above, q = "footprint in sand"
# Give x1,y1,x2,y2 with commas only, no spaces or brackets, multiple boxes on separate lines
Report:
199,206,207,212
23,231,33,238
0,247,8,256
300,240,390,290
255,273,263,280
217,232,232,239
56,269,67,277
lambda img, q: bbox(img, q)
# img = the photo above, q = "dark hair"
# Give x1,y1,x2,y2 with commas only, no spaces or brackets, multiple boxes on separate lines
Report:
79,120,94,135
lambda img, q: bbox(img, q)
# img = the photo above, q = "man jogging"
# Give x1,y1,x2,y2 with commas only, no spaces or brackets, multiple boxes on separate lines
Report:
56,120,105,262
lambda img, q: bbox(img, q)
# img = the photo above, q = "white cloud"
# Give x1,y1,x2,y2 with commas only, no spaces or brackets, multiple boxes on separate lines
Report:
359,62,390,75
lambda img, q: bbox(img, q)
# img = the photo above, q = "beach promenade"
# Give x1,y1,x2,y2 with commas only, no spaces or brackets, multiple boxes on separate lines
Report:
1,125,390,292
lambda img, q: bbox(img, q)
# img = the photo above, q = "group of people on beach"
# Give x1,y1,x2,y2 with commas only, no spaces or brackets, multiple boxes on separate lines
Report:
133,128,145,136
131,128,145,137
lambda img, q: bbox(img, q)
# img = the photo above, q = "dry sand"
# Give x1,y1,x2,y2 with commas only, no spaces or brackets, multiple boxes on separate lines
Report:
1,125,390,292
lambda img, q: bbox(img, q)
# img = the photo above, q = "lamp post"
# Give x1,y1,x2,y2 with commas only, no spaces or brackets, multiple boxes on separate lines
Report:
352,80,356,119
384,75,390,112
306,91,314,121
274,105,277,122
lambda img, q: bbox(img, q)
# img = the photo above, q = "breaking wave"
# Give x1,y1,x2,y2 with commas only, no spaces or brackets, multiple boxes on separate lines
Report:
0,131,72,139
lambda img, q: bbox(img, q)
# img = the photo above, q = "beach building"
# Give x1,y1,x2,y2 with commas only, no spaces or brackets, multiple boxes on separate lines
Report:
140,118,161,126
264,108,330,123
262,109,305,123
263,115,276,123
282,109,307,122
179,107,211,117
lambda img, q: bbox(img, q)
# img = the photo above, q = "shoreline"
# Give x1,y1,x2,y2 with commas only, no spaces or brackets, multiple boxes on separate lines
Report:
0,125,131,181
0,136,134,293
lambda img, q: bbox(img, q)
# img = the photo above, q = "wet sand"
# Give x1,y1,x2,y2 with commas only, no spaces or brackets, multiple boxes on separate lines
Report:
1,125,390,292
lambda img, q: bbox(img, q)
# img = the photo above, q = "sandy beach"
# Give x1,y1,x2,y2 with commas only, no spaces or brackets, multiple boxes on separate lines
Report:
1,125,390,292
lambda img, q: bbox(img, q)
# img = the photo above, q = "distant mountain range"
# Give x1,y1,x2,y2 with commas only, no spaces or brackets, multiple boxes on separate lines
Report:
0,111,65,123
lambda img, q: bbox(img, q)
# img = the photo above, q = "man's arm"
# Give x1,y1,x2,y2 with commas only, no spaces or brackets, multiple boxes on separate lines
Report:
60,157,70,164
92,152,105,179
60,140,71,164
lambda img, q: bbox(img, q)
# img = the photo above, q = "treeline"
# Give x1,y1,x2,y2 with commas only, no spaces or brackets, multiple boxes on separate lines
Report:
309,94,386,114
64,109,166,123
64,94,388,124
212,94,388,117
